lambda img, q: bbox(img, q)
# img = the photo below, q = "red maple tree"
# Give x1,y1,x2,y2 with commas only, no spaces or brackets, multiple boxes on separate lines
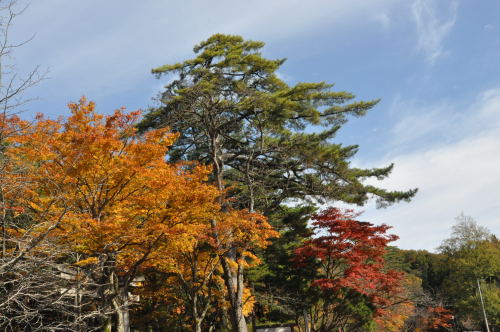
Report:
294,208,404,330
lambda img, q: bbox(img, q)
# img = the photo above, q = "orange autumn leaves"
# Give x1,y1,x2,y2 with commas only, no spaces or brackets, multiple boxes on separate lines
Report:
5,97,276,276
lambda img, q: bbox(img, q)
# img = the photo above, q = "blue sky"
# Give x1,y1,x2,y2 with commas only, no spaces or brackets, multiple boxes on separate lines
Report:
7,0,500,250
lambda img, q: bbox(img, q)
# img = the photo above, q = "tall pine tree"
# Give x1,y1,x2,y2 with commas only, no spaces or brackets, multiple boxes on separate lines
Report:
138,34,416,332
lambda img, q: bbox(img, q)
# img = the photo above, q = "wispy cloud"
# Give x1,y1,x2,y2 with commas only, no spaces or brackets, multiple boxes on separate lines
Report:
412,0,459,64
11,0,400,114
389,96,452,148
359,88,500,251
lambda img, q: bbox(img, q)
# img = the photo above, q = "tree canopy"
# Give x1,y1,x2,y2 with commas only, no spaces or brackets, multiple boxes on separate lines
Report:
139,33,416,212
138,33,417,332
6,32,498,332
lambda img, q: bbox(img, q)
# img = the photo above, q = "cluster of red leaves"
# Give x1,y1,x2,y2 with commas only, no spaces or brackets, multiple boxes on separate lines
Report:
425,306,454,329
294,207,402,309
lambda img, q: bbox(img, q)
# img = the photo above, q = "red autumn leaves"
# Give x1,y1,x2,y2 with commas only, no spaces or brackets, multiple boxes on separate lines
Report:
294,208,402,309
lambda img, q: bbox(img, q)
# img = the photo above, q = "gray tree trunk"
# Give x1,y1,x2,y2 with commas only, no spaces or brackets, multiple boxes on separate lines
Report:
112,287,130,332
116,308,130,332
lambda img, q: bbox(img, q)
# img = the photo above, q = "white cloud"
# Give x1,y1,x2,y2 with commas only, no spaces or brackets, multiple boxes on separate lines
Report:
477,88,500,121
412,0,458,64
358,88,500,251
10,0,400,106
389,96,452,148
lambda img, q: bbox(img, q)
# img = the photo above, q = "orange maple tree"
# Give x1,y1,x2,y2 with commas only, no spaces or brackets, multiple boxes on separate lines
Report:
0,114,27,258
7,98,227,332
0,113,62,267
136,205,277,332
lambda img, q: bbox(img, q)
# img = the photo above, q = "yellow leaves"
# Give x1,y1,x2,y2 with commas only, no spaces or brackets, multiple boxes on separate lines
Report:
75,257,98,266
27,201,43,212
242,287,255,316
240,251,261,267
216,209,279,252
6,97,231,277
374,304,415,331
373,273,419,331
3,97,280,327
225,257,239,270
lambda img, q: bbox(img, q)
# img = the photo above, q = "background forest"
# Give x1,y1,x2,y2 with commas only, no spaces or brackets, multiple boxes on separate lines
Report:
0,1,498,332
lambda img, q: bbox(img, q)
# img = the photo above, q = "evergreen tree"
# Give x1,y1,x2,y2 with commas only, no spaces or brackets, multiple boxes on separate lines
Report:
248,206,318,326
138,34,416,332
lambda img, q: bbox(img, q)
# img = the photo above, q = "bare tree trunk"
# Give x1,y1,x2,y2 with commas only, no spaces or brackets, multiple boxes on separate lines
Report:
194,320,202,332
220,255,248,332
112,289,130,332
234,263,248,332
116,308,130,332
191,292,202,332
211,136,248,332
108,269,131,332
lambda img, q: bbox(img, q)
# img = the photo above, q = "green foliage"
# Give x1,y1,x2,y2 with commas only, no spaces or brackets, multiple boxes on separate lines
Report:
440,237,500,326
139,33,416,212
393,248,449,293
138,33,416,331
248,206,318,323
396,215,500,330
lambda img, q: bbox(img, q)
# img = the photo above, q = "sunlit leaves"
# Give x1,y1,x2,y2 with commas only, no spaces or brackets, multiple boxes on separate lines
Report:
294,207,404,330
7,97,222,276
